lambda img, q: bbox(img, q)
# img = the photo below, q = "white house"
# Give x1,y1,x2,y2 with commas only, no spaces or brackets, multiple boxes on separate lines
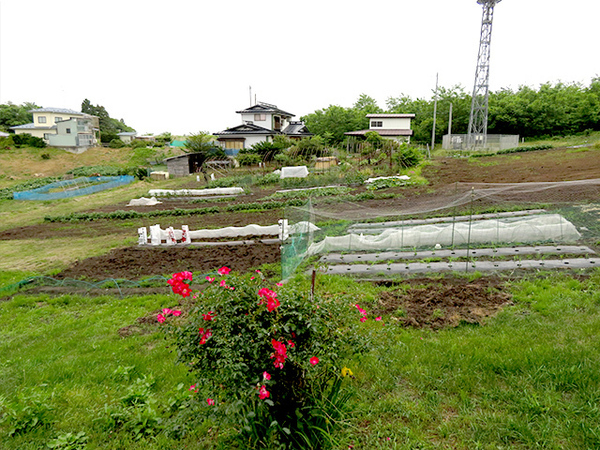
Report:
10,107,99,152
345,113,415,143
214,102,312,155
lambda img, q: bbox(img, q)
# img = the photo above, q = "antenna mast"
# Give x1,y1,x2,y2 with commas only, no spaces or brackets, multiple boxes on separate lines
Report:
467,0,502,149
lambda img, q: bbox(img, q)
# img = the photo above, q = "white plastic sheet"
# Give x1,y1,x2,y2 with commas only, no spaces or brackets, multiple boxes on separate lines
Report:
148,187,244,197
365,175,410,184
280,166,309,179
128,196,162,206
307,214,581,255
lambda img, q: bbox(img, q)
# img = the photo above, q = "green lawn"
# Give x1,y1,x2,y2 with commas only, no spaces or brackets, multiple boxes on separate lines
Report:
1,272,599,449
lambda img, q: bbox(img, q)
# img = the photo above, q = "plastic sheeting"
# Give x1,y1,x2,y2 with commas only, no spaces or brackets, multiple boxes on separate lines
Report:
143,223,281,244
280,166,309,179
14,176,134,201
127,197,162,206
365,175,410,184
148,187,244,197
307,214,581,255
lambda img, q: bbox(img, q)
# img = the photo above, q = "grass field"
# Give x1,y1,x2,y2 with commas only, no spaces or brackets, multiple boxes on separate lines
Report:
1,273,599,449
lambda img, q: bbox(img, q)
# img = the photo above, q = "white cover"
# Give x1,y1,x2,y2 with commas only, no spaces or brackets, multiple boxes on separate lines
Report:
365,175,410,184
307,214,581,255
280,166,309,179
128,196,162,206
149,187,244,197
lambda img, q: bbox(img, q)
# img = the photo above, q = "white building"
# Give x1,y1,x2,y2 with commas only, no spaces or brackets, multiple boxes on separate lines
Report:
345,113,415,143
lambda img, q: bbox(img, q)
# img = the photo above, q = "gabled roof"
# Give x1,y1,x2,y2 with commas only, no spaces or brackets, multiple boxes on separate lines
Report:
236,102,294,117
366,113,415,119
117,132,137,136
282,122,313,137
29,107,85,115
10,123,57,130
215,123,280,136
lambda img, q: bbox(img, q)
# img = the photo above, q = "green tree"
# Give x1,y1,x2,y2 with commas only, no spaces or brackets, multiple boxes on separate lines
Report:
184,131,226,165
0,102,39,131
81,99,134,134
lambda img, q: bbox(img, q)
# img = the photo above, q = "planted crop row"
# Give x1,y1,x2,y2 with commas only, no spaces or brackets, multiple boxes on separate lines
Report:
470,144,554,158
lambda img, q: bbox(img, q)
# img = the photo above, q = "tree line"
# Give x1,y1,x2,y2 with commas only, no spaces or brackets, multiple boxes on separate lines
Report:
302,79,600,145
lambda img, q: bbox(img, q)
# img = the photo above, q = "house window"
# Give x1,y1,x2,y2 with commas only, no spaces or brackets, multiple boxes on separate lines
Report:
44,133,50,140
38,116,47,123
370,121,383,128
254,114,266,121
66,128,71,134
54,117,63,123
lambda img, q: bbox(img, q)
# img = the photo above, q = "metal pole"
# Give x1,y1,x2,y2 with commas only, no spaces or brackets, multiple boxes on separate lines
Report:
448,102,453,136
431,73,439,157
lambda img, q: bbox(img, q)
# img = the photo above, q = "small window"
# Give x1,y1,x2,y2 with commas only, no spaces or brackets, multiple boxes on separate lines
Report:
43,133,50,140
38,116,47,123
66,128,71,134
54,117,63,123
254,114,266,121
370,121,383,128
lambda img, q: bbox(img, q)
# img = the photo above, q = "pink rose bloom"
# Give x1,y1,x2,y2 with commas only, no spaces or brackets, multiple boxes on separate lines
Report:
263,371,271,381
375,316,382,321
360,316,367,323
189,384,198,392
217,266,231,275
172,310,182,316
207,398,215,406
219,280,227,288
276,282,283,287
310,357,319,366
162,308,172,315
157,313,166,323
258,385,270,400
206,276,215,283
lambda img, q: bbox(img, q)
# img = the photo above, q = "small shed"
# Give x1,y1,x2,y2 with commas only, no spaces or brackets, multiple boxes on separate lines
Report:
315,156,338,170
164,153,206,178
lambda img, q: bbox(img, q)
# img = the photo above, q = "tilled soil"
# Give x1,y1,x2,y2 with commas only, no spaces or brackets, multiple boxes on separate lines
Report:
373,277,512,329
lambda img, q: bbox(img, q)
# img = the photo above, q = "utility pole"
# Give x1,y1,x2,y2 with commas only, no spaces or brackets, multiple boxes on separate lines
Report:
430,73,439,157
448,102,453,136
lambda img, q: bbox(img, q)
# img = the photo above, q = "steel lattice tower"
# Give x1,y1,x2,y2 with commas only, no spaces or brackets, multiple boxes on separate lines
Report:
467,0,502,149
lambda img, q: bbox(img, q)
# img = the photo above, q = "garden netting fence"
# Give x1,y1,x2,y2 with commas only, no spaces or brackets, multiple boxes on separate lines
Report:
13,176,134,200
281,179,600,278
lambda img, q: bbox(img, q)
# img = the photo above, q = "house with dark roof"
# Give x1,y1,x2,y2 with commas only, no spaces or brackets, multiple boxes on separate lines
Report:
345,113,415,143
10,107,99,153
214,102,312,155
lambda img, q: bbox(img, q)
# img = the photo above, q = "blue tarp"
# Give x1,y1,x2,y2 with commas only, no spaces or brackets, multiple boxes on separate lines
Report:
13,176,135,200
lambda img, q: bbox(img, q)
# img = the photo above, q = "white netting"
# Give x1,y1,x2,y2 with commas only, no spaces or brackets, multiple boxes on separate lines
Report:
148,187,244,197
307,214,580,255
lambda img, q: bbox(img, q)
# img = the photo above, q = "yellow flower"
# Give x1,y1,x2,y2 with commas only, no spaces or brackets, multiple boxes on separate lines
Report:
341,366,353,377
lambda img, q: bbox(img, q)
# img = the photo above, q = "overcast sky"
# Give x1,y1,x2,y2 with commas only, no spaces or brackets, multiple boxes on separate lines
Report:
1,0,598,136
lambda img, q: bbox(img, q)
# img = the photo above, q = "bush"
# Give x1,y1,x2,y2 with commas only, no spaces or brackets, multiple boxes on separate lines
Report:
395,145,423,168
0,135,14,149
100,132,119,144
108,138,125,148
12,133,46,148
237,153,262,166
160,270,368,448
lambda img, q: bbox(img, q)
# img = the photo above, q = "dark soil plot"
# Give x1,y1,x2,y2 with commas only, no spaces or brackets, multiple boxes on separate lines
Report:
373,278,512,329
55,242,281,281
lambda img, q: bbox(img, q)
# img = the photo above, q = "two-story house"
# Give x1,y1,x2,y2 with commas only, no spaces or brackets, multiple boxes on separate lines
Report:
214,102,312,155
10,107,99,152
345,113,415,143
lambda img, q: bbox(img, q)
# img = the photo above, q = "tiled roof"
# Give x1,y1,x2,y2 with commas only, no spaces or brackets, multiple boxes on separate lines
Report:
29,107,84,115
215,123,280,136
366,114,415,118
236,102,294,117
282,122,313,136
10,123,57,130
345,129,414,136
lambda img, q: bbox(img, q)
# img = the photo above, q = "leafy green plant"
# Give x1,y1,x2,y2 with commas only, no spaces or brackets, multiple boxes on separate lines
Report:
0,390,54,436
159,269,369,448
46,431,88,449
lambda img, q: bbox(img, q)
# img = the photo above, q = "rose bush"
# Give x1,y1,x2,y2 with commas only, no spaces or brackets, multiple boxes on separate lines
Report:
159,269,367,448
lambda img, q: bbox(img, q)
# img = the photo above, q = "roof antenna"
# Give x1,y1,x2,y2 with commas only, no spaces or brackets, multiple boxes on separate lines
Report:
249,86,252,107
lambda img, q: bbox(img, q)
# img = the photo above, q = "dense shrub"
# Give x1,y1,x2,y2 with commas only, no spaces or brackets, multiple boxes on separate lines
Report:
237,153,262,166
395,145,423,168
160,270,368,448
108,139,125,148
100,132,119,144
11,134,46,148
